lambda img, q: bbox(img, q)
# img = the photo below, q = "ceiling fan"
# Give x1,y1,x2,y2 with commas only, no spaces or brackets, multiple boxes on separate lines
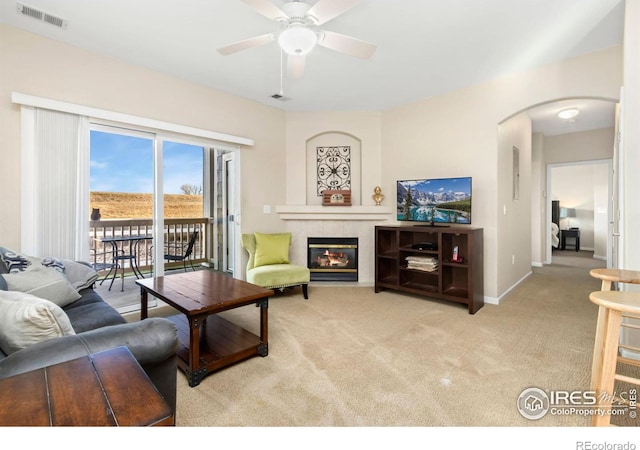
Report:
217,0,377,78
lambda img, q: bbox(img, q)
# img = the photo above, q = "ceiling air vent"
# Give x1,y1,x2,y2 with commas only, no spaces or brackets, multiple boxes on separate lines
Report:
17,2,68,29
271,93,290,102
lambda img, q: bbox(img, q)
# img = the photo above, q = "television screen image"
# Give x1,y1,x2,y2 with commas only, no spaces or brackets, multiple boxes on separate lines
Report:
397,177,472,225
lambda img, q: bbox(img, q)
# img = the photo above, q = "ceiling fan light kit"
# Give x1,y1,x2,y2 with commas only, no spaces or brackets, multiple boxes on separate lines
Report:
278,25,319,56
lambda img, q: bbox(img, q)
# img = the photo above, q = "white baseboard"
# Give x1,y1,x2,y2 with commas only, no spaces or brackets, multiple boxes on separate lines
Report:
487,270,533,305
484,296,499,305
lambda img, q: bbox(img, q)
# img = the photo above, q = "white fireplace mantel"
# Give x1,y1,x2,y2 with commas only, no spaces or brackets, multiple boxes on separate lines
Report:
276,205,393,221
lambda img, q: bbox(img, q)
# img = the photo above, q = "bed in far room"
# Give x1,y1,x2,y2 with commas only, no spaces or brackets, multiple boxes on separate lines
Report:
551,222,560,248
551,200,560,249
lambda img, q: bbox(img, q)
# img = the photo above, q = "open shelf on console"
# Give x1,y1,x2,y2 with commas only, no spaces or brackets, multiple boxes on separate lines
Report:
375,225,483,314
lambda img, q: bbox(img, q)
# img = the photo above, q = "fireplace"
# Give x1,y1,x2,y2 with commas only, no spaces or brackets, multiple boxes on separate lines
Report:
307,237,358,282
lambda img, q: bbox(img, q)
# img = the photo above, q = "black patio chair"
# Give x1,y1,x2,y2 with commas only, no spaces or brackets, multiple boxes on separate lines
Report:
90,247,116,285
164,230,199,272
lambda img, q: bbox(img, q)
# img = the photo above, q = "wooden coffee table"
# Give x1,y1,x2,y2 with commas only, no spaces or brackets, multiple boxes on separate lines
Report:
0,346,173,426
136,270,273,387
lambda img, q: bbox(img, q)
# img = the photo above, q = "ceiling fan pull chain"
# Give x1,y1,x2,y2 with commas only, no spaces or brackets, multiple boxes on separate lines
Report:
280,48,284,96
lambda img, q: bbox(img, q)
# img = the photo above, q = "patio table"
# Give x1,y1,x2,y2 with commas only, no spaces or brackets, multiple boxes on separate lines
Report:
101,235,152,291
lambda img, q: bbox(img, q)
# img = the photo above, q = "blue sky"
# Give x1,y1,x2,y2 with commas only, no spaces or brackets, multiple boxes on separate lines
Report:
90,130,204,194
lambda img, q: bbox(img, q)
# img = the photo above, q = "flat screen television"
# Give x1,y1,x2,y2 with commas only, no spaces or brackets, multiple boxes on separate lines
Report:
397,176,472,225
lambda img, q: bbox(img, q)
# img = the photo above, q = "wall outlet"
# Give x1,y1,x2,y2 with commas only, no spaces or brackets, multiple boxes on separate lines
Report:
263,205,271,214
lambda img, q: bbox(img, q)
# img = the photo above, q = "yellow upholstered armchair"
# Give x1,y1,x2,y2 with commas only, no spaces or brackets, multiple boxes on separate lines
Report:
241,232,309,299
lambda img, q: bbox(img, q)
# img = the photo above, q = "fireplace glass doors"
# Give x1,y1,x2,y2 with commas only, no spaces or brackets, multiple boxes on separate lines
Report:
307,237,358,281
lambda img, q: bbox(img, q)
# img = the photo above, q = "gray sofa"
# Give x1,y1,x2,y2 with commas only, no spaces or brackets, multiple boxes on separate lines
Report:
0,255,180,416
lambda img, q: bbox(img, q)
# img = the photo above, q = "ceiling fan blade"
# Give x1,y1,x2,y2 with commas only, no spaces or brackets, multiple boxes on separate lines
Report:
217,33,273,56
239,0,288,21
287,55,305,79
307,0,362,25
318,30,376,59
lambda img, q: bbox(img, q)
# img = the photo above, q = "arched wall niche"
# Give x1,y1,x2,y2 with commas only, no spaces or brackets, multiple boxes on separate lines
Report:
305,131,362,206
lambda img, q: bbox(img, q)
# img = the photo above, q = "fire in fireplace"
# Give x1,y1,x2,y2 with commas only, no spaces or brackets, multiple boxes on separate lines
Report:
307,237,358,281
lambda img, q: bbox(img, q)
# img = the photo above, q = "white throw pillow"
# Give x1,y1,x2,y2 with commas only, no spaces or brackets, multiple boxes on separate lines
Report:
3,266,81,307
0,290,76,355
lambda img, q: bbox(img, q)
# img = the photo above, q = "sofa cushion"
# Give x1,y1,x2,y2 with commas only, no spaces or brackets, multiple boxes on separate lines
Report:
0,290,76,355
3,266,81,308
247,263,310,289
254,232,291,267
63,288,126,333
0,275,7,291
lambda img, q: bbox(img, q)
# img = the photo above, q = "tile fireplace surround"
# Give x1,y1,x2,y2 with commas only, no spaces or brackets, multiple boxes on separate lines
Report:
276,205,393,285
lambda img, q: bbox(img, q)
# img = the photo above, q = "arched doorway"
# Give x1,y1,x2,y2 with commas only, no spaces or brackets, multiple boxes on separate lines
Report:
505,97,618,268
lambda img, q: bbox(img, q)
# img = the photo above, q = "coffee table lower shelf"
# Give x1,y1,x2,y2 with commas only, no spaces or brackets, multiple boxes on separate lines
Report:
167,313,267,387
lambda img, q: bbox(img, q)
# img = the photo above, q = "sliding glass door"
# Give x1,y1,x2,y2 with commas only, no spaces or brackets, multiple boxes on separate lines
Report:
162,140,206,272
17,99,246,289
90,126,212,279
89,126,155,287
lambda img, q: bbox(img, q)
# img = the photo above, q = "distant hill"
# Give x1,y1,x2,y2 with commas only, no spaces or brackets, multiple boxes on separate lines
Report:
90,192,203,219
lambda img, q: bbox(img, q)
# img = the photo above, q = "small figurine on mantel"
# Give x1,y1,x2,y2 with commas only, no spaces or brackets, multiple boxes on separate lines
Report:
372,186,384,206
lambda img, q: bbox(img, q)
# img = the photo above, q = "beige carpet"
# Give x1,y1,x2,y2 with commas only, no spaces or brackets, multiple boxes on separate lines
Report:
123,250,638,428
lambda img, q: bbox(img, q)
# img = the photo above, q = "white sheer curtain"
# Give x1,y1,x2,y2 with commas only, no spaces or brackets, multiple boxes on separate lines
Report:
21,107,89,260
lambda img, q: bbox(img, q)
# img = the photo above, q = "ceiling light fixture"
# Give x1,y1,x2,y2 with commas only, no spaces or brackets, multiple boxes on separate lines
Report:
278,25,318,56
558,108,580,119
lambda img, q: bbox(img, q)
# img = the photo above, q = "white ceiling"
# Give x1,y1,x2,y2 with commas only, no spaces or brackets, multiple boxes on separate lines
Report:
528,98,616,136
0,0,624,135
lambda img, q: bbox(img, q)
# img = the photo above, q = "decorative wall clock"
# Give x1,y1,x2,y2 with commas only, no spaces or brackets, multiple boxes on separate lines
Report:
322,190,352,206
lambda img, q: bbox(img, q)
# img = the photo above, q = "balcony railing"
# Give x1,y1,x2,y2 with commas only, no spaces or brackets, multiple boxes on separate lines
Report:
90,218,208,276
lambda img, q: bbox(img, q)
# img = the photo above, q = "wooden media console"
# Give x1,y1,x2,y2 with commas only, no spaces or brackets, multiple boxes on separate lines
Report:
375,225,484,314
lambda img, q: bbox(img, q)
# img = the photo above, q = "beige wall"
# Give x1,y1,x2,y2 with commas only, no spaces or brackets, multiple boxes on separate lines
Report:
544,127,615,165
381,82,501,298
531,133,546,265
497,113,533,296
381,46,622,300
0,25,286,253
